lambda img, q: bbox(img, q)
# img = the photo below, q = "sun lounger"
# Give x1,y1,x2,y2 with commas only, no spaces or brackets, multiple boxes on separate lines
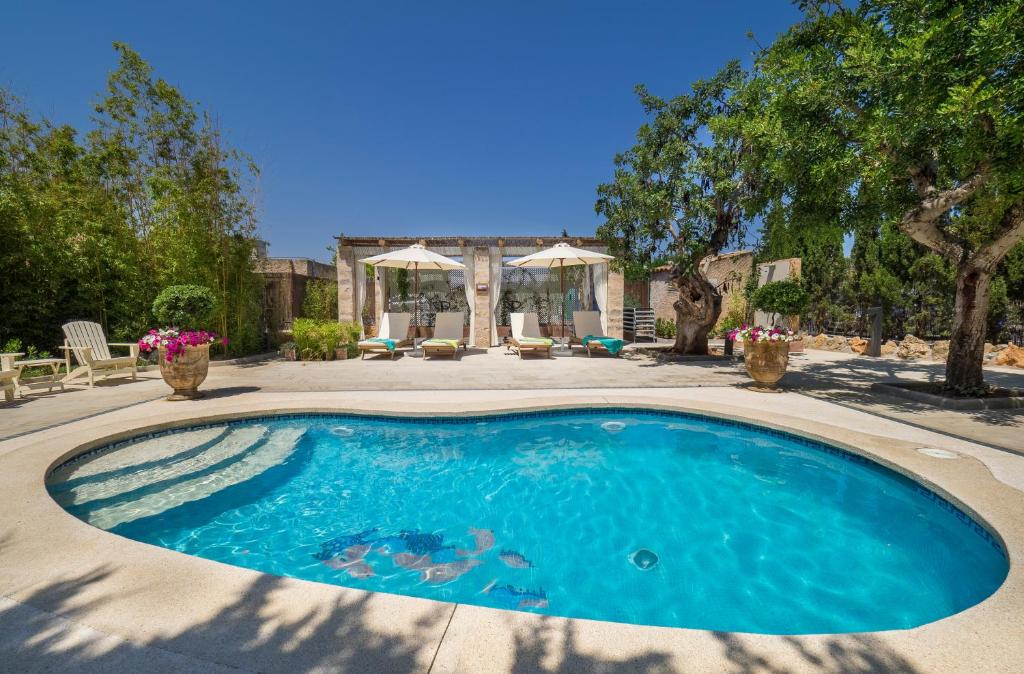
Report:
570,311,623,357
61,321,139,387
358,313,413,359
507,313,554,359
422,312,468,360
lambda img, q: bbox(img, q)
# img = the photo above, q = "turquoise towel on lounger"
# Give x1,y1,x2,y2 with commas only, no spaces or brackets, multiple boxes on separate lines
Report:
582,335,624,355
364,338,397,351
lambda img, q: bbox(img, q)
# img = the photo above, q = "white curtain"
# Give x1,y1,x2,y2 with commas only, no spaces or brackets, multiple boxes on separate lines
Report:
354,259,367,338
462,246,476,346
360,245,388,336
593,262,608,334
489,247,503,346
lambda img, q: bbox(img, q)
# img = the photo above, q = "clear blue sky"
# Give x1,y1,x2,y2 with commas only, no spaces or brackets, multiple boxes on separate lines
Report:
2,1,803,261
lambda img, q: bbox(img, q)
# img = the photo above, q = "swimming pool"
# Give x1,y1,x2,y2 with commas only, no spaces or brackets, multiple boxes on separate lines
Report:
46,408,1008,635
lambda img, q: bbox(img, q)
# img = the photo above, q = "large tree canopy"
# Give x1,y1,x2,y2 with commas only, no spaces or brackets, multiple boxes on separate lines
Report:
750,0,1024,391
0,44,264,355
596,62,760,353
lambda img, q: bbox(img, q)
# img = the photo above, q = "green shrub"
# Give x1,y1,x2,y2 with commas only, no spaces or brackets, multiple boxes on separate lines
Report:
152,285,216,329
655,317,677,338
750,280,809,321
292,319,361,360
302,279,338,320
1,338,56,377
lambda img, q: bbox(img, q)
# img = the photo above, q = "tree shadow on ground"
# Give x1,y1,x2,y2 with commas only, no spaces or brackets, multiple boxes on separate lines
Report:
510,617,671,673
197,385,262,400
0,561,933,673
712,631,923,674
786,356,1024,433
0,565,446,672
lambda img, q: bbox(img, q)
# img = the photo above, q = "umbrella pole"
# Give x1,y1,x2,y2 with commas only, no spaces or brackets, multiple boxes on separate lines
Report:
414,262,420,346
560,263,566,350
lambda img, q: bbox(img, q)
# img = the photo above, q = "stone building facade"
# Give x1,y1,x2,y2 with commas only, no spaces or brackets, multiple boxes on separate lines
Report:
256,256,336,339
335,236,624,347
649,251,755,323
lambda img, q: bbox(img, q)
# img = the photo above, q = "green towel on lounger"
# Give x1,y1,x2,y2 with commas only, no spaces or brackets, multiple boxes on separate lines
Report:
519,337,554,346
582,335,624,355
423,338,459,349
363,337,397,351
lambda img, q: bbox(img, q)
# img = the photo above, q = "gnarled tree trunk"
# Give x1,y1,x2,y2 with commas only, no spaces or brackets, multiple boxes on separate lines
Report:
945,266,993,391
672,272,722,354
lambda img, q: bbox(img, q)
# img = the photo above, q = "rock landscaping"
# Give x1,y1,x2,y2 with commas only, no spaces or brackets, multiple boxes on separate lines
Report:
805,333,1023,369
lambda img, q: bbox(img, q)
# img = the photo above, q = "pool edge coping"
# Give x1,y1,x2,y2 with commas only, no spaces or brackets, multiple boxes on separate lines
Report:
1,392,1023,672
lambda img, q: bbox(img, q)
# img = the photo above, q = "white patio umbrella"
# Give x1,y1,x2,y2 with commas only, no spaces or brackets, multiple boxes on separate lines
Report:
507,242,613,347
358,243,465,335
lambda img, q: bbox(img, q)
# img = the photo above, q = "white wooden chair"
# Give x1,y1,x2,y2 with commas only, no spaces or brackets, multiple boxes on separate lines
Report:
61,321,139,387
507,313,554,359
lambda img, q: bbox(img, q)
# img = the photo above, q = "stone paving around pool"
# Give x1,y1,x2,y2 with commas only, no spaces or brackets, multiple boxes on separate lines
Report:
1,384,1023,673
2,345,1021,453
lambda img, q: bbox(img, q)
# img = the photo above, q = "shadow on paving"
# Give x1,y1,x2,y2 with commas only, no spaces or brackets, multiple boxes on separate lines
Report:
0,563,924,673
786,357,1024,432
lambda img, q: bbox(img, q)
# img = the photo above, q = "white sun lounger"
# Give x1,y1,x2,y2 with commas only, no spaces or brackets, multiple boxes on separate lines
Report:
507,313,554,359
357,313,413,359
570,311,619,357
421,312,468,360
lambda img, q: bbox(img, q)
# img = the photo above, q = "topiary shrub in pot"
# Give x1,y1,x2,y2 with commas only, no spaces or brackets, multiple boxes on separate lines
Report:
142,285,221,400
152,285,216,330
750,280,809,351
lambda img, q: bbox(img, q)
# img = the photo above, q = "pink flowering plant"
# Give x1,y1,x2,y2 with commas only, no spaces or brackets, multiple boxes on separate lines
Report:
138,328,225,363
727,325,794,343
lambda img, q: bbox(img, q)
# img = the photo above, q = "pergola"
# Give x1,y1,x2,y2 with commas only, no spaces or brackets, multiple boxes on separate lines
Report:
334,236,625,347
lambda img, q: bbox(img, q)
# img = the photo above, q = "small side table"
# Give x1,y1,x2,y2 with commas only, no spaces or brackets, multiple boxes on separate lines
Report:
0,352,23,402
9,357,66,398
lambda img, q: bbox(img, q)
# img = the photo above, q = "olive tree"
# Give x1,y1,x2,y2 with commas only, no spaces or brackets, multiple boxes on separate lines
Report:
752,0,1024,391
596,62,759,354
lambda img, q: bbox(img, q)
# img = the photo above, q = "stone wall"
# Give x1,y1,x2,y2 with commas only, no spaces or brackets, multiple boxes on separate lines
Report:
256,257,336,339
753,257,802,329
650,251,755,323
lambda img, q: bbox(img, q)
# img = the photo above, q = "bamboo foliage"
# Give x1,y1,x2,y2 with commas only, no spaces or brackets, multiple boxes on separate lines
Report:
0,44,263,355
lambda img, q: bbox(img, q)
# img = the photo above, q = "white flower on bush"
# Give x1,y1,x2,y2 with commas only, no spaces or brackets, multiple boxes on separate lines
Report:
727,325,795,343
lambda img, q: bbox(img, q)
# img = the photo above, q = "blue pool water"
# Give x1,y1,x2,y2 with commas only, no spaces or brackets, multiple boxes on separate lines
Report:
47,409,1008,634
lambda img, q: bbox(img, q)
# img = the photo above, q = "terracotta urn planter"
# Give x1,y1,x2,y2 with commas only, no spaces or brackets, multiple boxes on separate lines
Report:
158,343,211,400
743,340,790,390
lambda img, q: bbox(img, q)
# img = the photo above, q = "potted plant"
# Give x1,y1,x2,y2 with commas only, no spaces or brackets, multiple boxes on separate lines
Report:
278,341,298,361
750,280,809,352
728,325,795,391
140,285,223,400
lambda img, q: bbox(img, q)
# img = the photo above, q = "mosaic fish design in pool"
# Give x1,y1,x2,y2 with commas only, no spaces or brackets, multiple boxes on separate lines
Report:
456,528,495,556
370,530,448,556
313,529,379,561
498,549,534,568
316,528,500,585
322,544,375,578
483,582,548,609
